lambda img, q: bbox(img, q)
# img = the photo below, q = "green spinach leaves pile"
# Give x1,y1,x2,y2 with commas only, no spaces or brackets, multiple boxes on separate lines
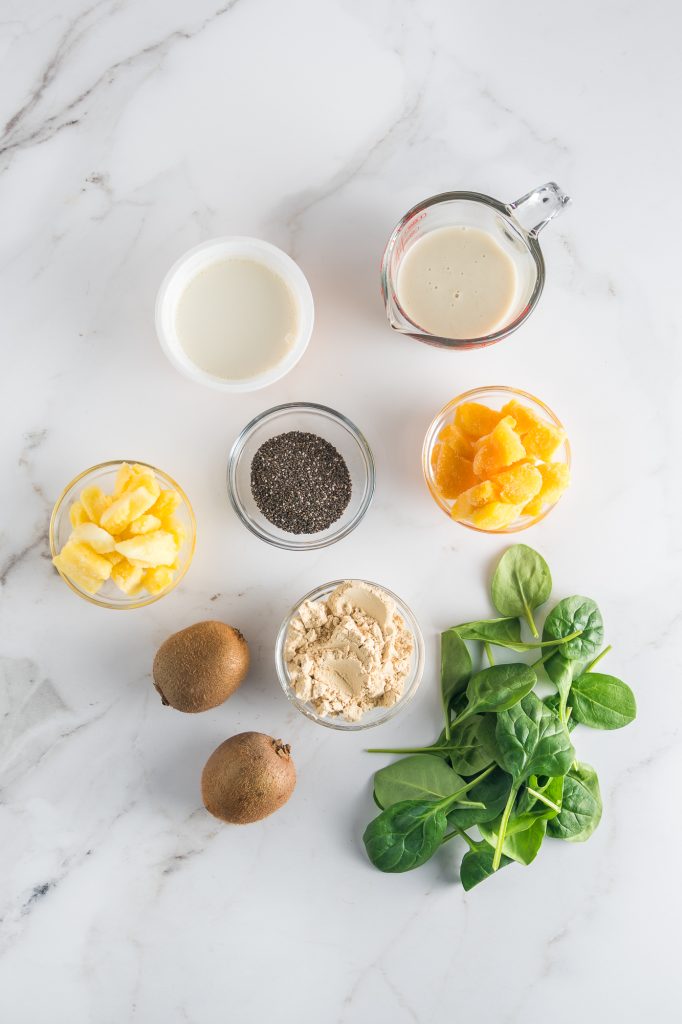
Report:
362,544,636,890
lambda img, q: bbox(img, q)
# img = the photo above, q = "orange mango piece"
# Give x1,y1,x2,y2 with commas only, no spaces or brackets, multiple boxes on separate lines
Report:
500,399,544,434
455,402,503,440
521,421,565,461
452,480,497,520
470,501,525,531
437,422,474,458
473,417,526,477
493,462,543,505
433,445,478,499
523,462,571,516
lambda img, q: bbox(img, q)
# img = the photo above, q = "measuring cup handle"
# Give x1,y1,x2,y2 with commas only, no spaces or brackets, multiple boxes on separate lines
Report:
507,182,570,238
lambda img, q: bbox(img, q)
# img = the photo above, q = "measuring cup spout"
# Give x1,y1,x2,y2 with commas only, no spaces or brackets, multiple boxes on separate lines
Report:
508,182,570,238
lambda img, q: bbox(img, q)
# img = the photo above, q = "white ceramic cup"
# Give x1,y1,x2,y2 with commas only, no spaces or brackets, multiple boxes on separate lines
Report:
155,236,315,393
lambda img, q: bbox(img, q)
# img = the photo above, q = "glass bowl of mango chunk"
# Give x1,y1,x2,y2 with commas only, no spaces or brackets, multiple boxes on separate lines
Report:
423,386,571,533
49,461,196,608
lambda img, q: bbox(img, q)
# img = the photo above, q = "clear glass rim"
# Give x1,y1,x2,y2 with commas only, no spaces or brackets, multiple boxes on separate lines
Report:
422,385,571,534
274,579,425,731
380,190,546,349
49,460,197,609
227,402,376,551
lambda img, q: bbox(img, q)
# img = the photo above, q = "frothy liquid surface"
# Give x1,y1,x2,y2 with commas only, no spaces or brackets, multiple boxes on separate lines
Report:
175,258,298,380
396,226,517,339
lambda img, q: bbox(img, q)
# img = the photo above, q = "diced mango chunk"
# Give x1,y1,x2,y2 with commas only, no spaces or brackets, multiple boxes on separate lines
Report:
493,462,542,505
99,485,157,535
80,485,112,524
437,422,474,458
452,480,498,520
433,445,478,499
473,417,526,477
127,514,162,536
500,399,543,434
111,561,145,595
523,462,571,517
70,522,116,553
455,402,503,440
470,502,525,531
115,530,177,568
521,421,565,461
144,566,175,595
53,540,112,581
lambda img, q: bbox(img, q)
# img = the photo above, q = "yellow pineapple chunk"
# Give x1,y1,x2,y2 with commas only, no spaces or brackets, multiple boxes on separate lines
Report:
100,485,157,535
470,501,524,531
163,514,187,548
452,480,497,520
70,522,116,553
150,489,181,519
144,566,175,595
115,530,177,568
473,417,526,477
455,402,503,440
437,422,474,459
69,501,90,527
102,550,124,565
53,540,112,581
80,485,112,524
127,514,162,536
111,560,144,595
52,559,104,595
113,462,135,496
127,464,161,499
493,462,542,505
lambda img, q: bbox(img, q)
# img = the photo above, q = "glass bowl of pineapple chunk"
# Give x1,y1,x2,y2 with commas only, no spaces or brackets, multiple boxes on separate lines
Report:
49,461,196,608
423,386,571,533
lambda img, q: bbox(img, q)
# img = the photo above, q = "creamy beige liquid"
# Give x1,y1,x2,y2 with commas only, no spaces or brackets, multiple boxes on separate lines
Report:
396,226,517,339
175,258,298,379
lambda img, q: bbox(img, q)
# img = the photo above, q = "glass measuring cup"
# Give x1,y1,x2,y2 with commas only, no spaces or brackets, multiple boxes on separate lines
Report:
381,182,570,349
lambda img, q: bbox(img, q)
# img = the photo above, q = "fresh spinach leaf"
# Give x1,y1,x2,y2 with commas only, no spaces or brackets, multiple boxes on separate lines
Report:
456,663,537,726
363,800,448,872
490,692,575,869
373,755,467,808
447,768,511,829
547,763,602,842
479,817,548,866
569,673,637,730
491,544,552,638
543,596,604,662
456,617,522,647
460,842,511,891
446,716,494,775
544,692,577,731
440,629,472,737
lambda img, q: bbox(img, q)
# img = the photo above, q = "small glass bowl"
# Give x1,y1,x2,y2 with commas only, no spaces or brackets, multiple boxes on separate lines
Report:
227,402,375,550
422,385,571,534
275,579,425,731
49,460,196,609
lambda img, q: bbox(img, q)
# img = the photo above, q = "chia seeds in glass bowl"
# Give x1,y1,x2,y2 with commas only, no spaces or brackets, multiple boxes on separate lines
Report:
227,403,375,550
250,431,352,534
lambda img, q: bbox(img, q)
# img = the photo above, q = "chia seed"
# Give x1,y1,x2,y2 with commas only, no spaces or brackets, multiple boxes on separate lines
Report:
250,431,352,534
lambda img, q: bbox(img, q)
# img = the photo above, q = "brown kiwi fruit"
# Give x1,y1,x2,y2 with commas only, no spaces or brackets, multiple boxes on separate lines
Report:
201,732,296,824
152,621,249,712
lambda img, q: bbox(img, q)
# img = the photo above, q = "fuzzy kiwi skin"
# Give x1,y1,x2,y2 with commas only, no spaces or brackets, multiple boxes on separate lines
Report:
152,621,250,713
201,732,296,824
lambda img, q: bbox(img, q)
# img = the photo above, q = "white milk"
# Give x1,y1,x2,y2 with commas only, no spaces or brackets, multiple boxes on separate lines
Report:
175,258,299,380
396,226,517,339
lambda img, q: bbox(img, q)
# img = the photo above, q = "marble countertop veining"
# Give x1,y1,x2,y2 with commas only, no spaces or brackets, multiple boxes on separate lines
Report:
1,1,681,1021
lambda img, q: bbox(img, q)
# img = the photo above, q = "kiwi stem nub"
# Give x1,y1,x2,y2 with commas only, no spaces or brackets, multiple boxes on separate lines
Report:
272,739,291,759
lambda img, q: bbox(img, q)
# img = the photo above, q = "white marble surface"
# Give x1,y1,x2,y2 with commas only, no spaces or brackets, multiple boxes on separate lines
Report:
1,1,680,1021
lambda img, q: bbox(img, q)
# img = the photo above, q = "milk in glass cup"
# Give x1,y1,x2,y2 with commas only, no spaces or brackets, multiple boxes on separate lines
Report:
381,183,570,349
